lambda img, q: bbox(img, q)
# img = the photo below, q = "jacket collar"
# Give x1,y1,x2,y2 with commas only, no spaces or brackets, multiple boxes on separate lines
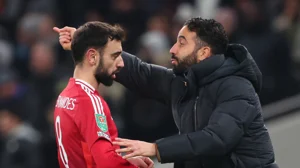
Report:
187,54,225,87
173,54,225,99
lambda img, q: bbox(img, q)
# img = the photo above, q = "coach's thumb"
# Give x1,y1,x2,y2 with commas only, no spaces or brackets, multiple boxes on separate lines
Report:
53,27,61,33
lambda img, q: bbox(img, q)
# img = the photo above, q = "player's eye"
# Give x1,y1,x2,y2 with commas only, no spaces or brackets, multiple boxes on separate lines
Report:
113,55,120,60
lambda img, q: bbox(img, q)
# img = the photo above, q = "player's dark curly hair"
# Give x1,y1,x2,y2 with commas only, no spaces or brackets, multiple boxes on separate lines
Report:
71,21,125,65
184,17,228,55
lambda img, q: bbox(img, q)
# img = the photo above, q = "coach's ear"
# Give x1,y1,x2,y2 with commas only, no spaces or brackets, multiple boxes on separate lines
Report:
197,46,212,62
86,48,98,66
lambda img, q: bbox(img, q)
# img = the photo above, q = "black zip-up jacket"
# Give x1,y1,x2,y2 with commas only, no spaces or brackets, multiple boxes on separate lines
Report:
116,44,278,168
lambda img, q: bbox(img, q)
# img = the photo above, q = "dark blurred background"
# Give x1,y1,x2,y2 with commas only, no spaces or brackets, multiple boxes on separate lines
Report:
0,0,300,167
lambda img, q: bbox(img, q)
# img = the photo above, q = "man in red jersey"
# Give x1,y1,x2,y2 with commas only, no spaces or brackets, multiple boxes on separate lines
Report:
53,22,154,168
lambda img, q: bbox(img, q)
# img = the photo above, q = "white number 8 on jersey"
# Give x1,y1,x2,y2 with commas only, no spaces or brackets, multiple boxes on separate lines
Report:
55,116,70,168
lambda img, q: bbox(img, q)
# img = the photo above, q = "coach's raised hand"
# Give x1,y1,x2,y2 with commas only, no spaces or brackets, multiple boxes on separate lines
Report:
53,26,76,50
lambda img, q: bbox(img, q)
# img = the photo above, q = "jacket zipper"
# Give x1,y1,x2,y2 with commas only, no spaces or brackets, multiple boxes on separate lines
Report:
176,81,188,133
194,93,206,168
194,96,205,168
194,96,199,131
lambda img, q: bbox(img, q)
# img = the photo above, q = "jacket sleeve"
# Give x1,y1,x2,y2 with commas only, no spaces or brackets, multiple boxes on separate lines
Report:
155,77,259,163
91,139,137,168
115,52,173,104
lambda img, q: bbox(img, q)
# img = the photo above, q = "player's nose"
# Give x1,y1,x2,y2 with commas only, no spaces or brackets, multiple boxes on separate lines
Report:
117,57,124,68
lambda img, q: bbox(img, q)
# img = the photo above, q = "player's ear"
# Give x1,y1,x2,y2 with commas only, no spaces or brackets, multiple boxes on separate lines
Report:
86,48,98,66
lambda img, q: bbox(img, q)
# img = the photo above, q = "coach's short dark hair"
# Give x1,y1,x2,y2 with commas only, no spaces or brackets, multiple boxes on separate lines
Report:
184,17,228,55
71,21,125,65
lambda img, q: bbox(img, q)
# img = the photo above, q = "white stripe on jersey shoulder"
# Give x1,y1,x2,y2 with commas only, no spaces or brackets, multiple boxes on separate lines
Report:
75,81,105,115
94,95,104,114
75,79,95,91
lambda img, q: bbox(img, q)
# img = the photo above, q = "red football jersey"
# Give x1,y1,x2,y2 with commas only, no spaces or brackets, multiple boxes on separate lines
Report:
54,78,136,168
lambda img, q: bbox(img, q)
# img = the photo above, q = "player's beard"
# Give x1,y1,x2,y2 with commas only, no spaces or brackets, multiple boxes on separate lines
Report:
172,49,198,74
94,56,114,86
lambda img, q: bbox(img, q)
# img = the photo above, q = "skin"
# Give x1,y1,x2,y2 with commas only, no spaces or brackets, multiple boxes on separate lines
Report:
71,39,124,90
53,27,154,168
170,25,212,72
53,25,214,160
112,26,213,159
91,39,124,86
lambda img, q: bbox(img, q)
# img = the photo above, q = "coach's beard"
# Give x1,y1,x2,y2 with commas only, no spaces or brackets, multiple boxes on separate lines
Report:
172,52,197,74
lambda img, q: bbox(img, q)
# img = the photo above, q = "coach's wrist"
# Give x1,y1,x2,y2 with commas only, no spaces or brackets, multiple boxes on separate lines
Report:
154,143,161,162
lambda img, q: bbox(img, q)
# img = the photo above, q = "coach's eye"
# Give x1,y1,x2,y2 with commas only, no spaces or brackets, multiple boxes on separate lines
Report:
179,42,185,47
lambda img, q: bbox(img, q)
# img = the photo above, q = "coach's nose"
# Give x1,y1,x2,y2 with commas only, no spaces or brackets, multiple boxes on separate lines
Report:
170,43,178,55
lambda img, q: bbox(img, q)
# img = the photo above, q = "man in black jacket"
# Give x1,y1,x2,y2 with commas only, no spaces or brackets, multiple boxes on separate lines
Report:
55,18,278,168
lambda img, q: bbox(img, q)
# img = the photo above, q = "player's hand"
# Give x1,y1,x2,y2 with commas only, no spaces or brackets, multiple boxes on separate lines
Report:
53,26,76,50
113,138,156,159
127,156,154,168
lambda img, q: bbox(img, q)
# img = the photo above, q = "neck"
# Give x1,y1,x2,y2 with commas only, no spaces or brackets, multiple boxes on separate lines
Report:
73,65,98,90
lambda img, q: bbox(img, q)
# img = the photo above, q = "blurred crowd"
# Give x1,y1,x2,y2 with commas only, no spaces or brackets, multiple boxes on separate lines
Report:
0,0,300,167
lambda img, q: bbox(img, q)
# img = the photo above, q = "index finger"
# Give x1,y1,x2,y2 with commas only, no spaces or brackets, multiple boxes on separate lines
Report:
53,27,61,33
60,26,75,32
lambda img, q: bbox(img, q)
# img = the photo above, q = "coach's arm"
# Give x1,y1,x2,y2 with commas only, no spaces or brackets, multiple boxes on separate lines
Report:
155,78,259,163
115,52,173,104
53,26,173,104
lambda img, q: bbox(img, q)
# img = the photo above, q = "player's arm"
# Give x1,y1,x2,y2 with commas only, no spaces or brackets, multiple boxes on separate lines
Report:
75,98,137,168
90,139,137,168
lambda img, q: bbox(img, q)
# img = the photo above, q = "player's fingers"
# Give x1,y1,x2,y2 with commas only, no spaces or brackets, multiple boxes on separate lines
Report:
61,26,75,32
148,160,154,168
147,163,154,168
148,162,154,168
143,157,154,167
138,160,148,168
